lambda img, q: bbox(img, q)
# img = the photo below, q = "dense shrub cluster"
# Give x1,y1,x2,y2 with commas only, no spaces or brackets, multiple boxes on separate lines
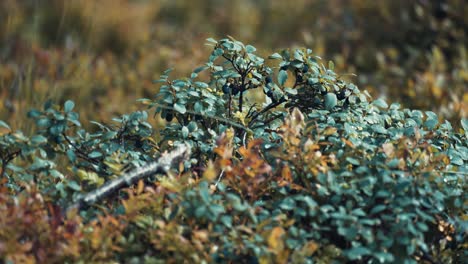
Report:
1,1,466,132
0,38,466,263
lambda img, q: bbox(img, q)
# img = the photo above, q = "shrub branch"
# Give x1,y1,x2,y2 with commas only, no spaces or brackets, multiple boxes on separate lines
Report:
67,144,191,212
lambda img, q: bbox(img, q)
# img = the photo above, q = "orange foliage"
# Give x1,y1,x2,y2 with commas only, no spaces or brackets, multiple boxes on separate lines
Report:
215,135,272,200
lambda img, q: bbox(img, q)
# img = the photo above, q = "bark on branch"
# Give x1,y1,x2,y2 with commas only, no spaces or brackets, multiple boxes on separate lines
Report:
67,144,191,213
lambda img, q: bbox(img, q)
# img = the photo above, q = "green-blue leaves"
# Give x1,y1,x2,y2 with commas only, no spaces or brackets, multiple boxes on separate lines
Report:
245,45,256,53
268,53,282,60
173,103,187,114
30,135,47,145
278,70,288,86
0,37,460,264
324,93,337,110
64,100,75,112
372,98,388,109
345,246,371,260
460,118,467,137
88,151,102,159
0,120,10,130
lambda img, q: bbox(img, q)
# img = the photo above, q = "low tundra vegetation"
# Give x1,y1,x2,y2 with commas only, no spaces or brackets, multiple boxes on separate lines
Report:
0,37,466,263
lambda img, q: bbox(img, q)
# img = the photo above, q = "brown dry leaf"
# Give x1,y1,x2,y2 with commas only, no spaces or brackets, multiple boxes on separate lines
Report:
382,143,395,158
302,241,319,256
281,165,292,182
193,230,209,242
342,138,355,148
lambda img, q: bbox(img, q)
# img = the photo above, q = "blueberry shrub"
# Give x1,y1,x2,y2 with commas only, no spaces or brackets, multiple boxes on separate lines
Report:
0,37,466,263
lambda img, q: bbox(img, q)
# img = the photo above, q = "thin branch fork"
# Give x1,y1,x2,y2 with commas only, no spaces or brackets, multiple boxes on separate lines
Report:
248,97,287,127
67,144,191,212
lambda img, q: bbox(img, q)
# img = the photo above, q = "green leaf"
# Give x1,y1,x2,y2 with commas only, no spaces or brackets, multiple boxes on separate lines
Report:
461,118,467,136
284,88,297,95
173,103,187,114
269,53,282,60
187,121,198,132
67,149,76,163
37,118,51,127
345,246,371,260
279,197,296,211
220,215,232,228
194,206,207,218
103,131,117,140
387,159,399,168
67,180,82,191
193,65,208,74
278,70,288,86
338,226,358,240
88,151,102,158
328,60,335,71
245,45,256,53
346,157,360,166
372,98,388,109
214,48,224,56
31,135,47,145
0,120,11,130
373,252,395,263
56,182,67,198
29,157,51,170
181,126,189,139
64,100,75,112
423,118,438,129
290,60,303,68
49,169,64,179
50,124,66,135
27,109,41,118
206,38,218,45
372,125,387,134
199,182,210,204
194,82,209,88
370,205,386,214
324,93,337,110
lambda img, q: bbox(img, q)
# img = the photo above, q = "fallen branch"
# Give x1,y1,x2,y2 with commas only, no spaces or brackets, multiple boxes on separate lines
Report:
67,144,191,213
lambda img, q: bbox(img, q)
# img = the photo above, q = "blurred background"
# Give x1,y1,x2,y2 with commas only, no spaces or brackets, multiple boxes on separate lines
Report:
0,0,466,133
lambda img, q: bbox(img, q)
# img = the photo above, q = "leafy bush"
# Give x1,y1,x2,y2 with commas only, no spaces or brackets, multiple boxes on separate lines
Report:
0,38,466,263
2,1,465,133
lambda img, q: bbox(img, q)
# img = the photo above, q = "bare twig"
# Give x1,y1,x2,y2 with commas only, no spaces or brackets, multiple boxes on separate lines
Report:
0,150,20,179
248,97,287,127
417,251,441,264
153,103,253,134
67,144,191,212
215,169,225,187
251,113,284,129
62,133,100,165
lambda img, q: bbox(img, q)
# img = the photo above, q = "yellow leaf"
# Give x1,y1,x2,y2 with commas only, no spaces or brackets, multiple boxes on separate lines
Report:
323,126,337,136
225,127,235,142
137,179,144,194
268,227,285,251
103,160,125,174
76,169,104,186
203,160,217,181
233,111,246,125
259,256,271,264
159,176,182,192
